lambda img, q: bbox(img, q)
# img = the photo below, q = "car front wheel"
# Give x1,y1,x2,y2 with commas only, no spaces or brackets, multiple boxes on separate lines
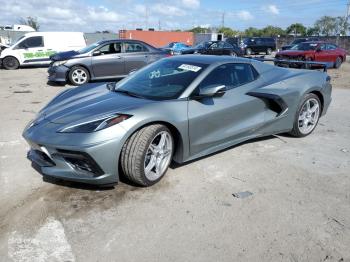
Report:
289,93,321,137
121,124,174,186
68,66,90,85
2,56,19,70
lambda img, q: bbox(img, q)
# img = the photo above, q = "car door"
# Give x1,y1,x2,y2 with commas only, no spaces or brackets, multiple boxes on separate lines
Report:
207,42,223,55
326,44,339,63
314,44,333,63
188,63,266,156
91,42,125,78
14,36,48,65
122,41,150,74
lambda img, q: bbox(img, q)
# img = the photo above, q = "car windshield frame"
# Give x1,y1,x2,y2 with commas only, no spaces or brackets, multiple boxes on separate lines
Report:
78,41,103,54
290,42,319,51
114,59,208,101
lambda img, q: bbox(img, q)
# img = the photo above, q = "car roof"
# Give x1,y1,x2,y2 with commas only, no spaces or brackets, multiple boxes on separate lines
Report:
168,54,250,64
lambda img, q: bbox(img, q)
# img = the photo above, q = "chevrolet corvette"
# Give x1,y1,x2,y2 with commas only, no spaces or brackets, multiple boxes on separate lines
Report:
23,55,332,187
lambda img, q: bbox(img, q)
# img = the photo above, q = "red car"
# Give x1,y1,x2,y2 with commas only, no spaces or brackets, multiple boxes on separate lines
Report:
275,41,346,69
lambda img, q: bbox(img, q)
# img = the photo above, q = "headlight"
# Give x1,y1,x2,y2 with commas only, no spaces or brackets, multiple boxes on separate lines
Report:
58,114,131,133
52,60,68,67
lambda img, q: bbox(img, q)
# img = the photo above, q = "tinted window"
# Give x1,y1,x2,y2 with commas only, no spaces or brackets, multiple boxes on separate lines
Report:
115,60,208,100
223,42,233,48
18,36,43,48
327,44,337,50
291,43,318,51
198,63,258,91
124,42,148,52
319,44,327,50
98,43,121,54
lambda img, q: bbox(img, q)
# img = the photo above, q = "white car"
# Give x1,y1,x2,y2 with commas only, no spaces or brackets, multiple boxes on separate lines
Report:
0,32,86,70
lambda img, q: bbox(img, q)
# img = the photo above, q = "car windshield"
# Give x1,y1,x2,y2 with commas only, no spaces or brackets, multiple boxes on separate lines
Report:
10,35,25,46
115,59,208,100
291,43,318,51
78,42,102,54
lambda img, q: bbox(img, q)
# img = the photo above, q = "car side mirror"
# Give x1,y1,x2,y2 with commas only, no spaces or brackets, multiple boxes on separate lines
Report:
92,50,101,56
194,85,226,99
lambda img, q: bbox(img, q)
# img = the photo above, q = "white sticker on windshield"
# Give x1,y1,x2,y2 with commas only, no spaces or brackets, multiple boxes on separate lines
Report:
178,64,202,72
310,44,318,46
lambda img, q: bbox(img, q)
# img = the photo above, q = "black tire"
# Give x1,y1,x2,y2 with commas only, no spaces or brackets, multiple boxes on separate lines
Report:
289,93,321,137
68,66,90,86
230,51,237,57
2,56,19,70
334,57,342,69
266,48,272,55
121,124,174,187
245,48,252,56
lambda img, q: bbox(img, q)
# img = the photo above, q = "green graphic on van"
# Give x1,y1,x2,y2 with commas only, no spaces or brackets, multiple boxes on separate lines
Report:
24,50,56,59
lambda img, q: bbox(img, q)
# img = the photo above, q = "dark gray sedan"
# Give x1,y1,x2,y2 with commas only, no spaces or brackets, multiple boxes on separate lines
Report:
48,39,169,85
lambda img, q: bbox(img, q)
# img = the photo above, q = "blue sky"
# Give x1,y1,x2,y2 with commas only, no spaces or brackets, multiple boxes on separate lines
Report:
0,0,347,32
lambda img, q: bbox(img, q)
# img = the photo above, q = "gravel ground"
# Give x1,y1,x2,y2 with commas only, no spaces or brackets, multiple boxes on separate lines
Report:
0,61,349,262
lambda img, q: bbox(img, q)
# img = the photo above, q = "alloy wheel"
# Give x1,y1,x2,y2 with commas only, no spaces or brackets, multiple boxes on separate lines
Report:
72,69,88,84
144,131,173,181
298,98,320,135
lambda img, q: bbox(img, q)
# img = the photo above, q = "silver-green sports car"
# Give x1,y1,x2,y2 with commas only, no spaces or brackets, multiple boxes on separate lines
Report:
23,55,332,187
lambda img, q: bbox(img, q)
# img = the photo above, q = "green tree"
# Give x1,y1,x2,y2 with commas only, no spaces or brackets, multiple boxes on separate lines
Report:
306,27,320,36
188,27,209,33
244,27,261,37
18,16,40,31
335,16,349,36
286,23,307,36
217,27,241,37
314,16,336,36
261,25,286,37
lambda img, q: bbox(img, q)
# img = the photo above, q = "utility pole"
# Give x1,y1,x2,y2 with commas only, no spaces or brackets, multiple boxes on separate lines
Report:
145,6,149,30
221,12,225,28
158,20,161,31
343,0,350,36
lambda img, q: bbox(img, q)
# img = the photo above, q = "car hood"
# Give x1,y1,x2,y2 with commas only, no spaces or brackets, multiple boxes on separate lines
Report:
50,50,85,61
40,83,155,124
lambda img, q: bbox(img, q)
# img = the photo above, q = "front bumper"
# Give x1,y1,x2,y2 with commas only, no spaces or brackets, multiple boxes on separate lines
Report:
48,65,69,83
23,120,128,186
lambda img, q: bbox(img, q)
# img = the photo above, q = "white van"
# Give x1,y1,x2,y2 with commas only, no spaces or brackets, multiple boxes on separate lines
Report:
0,32,86,69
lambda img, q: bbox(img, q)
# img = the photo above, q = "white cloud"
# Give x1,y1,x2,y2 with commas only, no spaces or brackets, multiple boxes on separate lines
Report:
181,0,200,9
152,4,186,16
237,10,254,21
264,4,280,15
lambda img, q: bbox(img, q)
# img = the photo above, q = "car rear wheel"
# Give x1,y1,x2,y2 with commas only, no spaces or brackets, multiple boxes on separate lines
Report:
3,56,19,70
266,48,272,55
334,57,342,69
121,124,174,186
289,93,321,137
68,66,90,85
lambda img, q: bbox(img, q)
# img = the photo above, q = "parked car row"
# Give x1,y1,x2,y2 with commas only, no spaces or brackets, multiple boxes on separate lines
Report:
1,32,347,86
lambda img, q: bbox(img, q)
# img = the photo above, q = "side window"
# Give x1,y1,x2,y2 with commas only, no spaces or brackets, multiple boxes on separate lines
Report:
319,44,327,51
198,63,258,91
223,42,233,48
124,42,148,53
327,44,337,50
17,36,43,49
98,43,122,54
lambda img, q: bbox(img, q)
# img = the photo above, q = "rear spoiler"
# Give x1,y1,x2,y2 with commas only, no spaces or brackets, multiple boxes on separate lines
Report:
248,57,328,72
